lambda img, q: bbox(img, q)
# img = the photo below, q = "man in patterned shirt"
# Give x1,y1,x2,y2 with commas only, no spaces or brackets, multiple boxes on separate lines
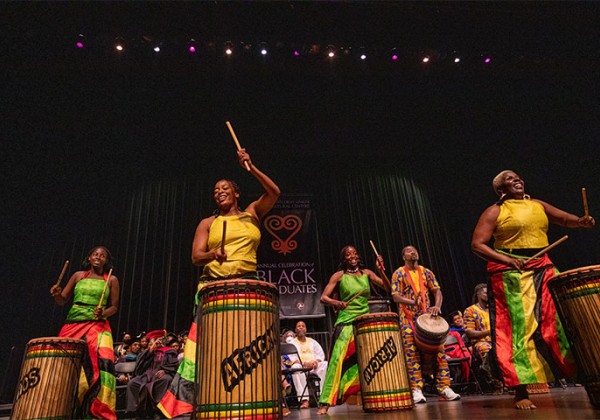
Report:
389,245,460,403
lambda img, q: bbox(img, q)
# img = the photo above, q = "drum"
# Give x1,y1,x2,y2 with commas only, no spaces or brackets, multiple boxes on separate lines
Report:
414,313,449,354
195,279,281,418
548,265,600,407
353,312,413,412
368,298,392,314
11,337,85,420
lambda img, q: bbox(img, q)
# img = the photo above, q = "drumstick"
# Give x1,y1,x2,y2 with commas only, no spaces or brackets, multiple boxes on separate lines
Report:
221,220,227,255
345,288,367,304
225,121,251,171
369,239,392,292
54,260,70,287
524,235,569,263
369,240,380,256
97,268,113,311
582,188,589,217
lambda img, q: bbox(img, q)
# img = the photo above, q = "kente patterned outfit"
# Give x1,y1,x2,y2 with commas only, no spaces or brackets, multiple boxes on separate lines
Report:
488,198,575,387
58,272,117,420
391,266,451,393
463,304,492,360
319,273,370,407
158,212,260,418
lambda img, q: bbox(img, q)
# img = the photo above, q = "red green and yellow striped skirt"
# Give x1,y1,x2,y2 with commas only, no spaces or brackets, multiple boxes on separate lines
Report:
487,253,576,387
59,320,116,420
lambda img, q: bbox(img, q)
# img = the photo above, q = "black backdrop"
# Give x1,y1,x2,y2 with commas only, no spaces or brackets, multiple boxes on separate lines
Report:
1,2,599,402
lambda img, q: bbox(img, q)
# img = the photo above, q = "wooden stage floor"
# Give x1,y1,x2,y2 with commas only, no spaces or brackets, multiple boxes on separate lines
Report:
1,386,597,419
285,387,597,420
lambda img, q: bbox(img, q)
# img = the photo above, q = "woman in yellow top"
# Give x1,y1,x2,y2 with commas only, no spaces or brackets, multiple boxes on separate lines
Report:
471,170,594,410
158,148,280,418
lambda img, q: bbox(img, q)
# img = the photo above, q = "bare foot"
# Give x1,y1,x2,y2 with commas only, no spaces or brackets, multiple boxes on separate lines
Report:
317,405,329,415
514,398,537,410
282,407,291,417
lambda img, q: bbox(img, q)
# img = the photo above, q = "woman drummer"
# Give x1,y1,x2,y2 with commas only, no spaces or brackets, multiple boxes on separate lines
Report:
50,245,119,420
317,245,389,415
471,170,594,409
158,148,280,418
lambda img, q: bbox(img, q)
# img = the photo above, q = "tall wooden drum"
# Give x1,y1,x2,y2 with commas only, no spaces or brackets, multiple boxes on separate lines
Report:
11,337,85,420
195,279,281,419
548,265,600,407
353,312,413,412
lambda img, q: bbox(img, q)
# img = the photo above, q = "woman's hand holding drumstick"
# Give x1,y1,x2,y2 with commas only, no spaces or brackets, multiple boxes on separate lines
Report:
370,240,392,289
524,235,569,263
95,268,113,319
50,260,70,297
226,121,251,171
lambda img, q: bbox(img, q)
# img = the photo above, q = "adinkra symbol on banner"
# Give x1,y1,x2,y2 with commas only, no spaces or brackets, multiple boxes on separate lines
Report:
264,215,302,255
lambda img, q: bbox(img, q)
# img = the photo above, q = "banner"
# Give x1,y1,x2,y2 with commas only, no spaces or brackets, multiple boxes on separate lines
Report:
257,195,325,319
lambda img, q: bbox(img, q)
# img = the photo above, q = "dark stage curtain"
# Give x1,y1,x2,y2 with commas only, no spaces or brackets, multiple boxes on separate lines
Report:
39,170,476,337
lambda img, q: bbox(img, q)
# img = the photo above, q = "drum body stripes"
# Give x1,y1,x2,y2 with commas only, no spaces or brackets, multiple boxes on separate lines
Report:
195,279,281,419
414,313,449,354
548,265,600,407
11,337,85,420
368,298,392,314
353,312,413,412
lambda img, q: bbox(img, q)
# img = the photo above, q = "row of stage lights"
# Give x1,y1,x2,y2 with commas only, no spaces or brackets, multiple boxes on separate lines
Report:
71,34,497,65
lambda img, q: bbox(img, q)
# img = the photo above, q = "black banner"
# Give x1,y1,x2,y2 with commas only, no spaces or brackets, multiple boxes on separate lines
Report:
257,195,325,319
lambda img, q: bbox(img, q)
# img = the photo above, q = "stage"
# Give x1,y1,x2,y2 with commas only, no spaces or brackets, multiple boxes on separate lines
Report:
0,386,596,419
283,387,597,420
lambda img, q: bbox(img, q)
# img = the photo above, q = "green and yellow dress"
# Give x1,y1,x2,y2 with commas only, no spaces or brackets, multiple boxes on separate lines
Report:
319,273,370,406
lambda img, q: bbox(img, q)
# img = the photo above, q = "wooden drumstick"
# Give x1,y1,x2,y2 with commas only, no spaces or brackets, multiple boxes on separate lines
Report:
369,239,392,291
345,287,367,305
97,268,113,311
582,188,589,217
524,235,569,263
221,220,227,255
54,260,70,287
369,240,379,256
225,121,251,171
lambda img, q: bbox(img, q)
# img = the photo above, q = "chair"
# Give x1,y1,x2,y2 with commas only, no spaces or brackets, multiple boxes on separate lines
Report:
114,361,136,413
444,333,481,394
280,343,320,408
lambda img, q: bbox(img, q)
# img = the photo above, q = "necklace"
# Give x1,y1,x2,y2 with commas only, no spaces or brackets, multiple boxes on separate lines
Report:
346,267,359,274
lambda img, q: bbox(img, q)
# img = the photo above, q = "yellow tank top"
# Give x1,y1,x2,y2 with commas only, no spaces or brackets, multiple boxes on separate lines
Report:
202,212,261,278
494,199,549,249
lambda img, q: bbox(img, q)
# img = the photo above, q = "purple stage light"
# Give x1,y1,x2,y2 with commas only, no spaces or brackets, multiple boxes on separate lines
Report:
293,50,300,56
392,54,398,61
484,57,491,63
189,46,196,53
76,42,84,48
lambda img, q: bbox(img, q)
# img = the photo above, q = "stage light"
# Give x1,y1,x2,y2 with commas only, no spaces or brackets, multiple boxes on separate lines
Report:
114,37,125,52
390,48,398,61
258,42,268,56
187,39,198,53
293,50,300,56
153,45,161,53
326,45,336,58
422,56,430,63
484,57,491,63
224,41,233,56
454,57,461,63
75,34,85,48
358,47,367,60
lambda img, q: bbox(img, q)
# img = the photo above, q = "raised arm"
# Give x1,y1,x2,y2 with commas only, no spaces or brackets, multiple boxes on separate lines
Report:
50,271,82,306
534,199,595,228
364,268,391,293
238,149,281,221
320,271,347,311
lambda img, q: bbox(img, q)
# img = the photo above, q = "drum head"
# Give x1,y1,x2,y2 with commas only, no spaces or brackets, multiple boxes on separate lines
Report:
416,313,449,335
